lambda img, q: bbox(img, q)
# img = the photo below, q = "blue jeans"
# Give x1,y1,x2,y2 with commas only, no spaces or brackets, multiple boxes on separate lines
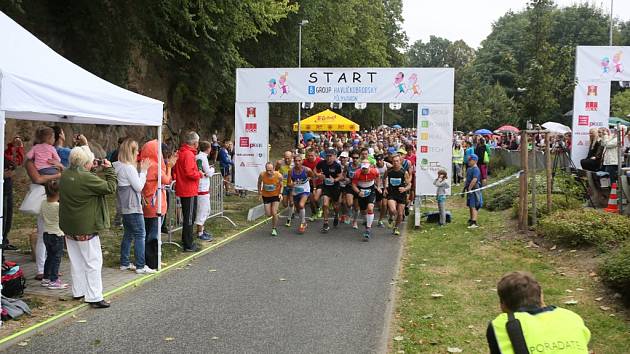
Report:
121,213,146,269
43,232,64,282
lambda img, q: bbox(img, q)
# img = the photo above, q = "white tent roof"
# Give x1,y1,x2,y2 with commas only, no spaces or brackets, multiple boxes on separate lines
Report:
0,11,162,126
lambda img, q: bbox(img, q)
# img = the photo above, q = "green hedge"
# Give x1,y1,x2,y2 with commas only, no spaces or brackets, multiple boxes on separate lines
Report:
537,209,630,249
600,242,630,299
511,194,582,222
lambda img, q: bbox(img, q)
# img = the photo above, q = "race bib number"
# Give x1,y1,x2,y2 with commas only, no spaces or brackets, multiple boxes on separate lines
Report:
361,189,371,197
348,170,355,178
263,184,276,192
324,178,335,186
390,178,402,187
294,186,305,194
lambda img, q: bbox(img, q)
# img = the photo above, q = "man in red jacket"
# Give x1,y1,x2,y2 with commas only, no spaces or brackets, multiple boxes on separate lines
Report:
174,131,203,252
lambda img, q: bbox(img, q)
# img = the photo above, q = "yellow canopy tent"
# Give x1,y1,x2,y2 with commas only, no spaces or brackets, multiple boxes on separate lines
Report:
293,109,360,132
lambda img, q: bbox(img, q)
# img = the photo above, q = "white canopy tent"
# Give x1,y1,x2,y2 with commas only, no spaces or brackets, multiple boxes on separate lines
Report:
0,10,164,309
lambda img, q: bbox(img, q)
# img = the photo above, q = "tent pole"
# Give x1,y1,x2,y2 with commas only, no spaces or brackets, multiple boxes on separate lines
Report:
157,124,163,271
0,110,5,328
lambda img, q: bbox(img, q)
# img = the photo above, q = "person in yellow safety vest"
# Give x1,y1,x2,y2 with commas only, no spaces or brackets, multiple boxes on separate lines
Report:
487,271,591,354
452,143,464,186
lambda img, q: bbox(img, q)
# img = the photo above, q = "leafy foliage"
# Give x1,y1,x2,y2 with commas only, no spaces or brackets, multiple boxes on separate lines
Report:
611,90,630,119
600,242,630,299
537,209,630,249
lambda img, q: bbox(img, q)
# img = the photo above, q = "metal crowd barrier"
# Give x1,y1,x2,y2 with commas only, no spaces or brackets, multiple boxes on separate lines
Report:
163,173,236,248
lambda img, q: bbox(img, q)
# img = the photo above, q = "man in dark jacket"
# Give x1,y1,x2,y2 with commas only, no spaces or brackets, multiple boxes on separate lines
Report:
174,131,202,252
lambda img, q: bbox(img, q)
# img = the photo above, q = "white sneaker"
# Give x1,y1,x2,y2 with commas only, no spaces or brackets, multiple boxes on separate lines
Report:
467,224,479,229
120,264,137,271
135,266,157,274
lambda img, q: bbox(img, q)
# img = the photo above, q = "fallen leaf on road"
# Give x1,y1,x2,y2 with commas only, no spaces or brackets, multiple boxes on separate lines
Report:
209,269,217,272
17,342,28,347
279,278,287,281
600,306,611,311
164,337,175,341
390,282,396,285
595,297,604,301
211,336,219,340
447,347,463,353
550,245,557,250
564,300,578,305
76,320,87,323
431,293,444,298
393,336,404,341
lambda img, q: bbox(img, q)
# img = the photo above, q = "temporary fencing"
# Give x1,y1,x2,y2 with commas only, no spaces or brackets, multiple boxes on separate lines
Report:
163,173,236,248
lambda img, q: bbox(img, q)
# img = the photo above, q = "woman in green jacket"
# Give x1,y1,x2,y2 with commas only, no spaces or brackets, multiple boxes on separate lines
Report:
59,146,117,309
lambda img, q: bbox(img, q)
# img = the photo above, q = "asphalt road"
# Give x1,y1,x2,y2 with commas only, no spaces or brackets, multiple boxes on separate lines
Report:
5,217,403,354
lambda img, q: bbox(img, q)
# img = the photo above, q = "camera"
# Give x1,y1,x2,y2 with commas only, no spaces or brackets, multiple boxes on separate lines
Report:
93,159,103,166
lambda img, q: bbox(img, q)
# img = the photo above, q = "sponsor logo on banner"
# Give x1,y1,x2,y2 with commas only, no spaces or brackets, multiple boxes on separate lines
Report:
236,153,255,157
239,137,249,148
578,115,589,126
585,101,598,111
420,121,429,128
240,162,245,167
246,107,257,117
589,121,604,127
245,123,257,133
421,108,430,116
599,50,624,76
420,146,428,153
587,85,598,96
420,132,429,141
577,140,584,146
392,72,421,98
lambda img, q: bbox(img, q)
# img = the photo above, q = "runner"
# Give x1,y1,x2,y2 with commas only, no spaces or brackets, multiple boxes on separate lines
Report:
374,153,391,227
302,149,322,221
398,148,414,217
275,150,294,227
344,150,361,228
352,159,382,241
314,149,343,233
338,151,350,223
383,155,411,236
287,154,316,234
257,162,283,236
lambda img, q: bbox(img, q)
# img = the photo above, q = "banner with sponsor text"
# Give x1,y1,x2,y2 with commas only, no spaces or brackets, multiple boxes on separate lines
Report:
236,68,454,104
234,103,269,191
416,104,454,196
571,46,629,166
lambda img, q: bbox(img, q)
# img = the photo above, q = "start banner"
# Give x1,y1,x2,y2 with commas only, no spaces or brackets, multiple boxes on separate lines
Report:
234,103,269,191
236,68,454,104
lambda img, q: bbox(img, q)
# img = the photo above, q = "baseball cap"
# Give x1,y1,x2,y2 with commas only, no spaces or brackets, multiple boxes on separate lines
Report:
375,154,384,160
397,148,407,155
469,154,479,161
360,162,370,169
340,151,349,158
326,148,336,156
387,147,396,154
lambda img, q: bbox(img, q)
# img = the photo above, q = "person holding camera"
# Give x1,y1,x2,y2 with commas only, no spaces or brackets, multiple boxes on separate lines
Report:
113,139,154,274
59,146,117,308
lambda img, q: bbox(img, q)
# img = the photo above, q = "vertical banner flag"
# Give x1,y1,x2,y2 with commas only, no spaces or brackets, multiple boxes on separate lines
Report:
234,103,269,191
571,46,629,166
416,104,454,196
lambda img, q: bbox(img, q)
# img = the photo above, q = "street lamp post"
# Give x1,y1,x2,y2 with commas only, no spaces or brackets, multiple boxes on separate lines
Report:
297,20,308,148
610,0,614,46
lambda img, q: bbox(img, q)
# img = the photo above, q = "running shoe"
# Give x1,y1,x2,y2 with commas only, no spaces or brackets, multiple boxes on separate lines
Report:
308,216,315,222
393,227,400,236
344,216,351,225
321,223,330,233
467,223,479,229
404,206,410,216
47,279,69,290
136,266,157,275
285,218,291,227
388,217,394,228
333,215,339,227
316,209,323,218
40,279,51,287
198,232,213,242
363,230,371,242
120,264,137,271
271,228,278,236
378,220,385,228
352,221,359,230
298,223,307,234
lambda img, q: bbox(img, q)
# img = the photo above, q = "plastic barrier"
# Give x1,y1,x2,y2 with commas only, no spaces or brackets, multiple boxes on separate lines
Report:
163,173,236,248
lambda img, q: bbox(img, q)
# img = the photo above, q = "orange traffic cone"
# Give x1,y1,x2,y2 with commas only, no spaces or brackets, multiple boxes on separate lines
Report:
604,182,619,213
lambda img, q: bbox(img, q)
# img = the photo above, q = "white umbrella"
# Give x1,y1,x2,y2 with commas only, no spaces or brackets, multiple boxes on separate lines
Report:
378,124,388,129
542,122,571,134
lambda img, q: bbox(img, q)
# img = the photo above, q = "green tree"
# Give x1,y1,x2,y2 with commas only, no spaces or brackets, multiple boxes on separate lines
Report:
612,90,630,119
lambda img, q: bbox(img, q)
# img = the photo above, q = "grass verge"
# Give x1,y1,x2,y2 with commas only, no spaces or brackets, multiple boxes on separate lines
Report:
392,199,630,353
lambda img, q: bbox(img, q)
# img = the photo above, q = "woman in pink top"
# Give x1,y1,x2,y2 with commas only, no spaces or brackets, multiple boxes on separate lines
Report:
26,127,63,176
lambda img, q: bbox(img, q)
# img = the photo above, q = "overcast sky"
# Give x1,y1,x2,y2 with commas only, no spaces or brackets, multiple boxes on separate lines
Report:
402,0,630,49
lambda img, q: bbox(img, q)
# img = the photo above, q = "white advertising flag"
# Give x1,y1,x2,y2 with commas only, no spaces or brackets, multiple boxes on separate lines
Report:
234,103,269,191
416,104,454,196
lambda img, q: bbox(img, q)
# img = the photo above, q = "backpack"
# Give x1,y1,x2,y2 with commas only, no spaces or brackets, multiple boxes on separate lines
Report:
1,262,26,298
